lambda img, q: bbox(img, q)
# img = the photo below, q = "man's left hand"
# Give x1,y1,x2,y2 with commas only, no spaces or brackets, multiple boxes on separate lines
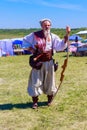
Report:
64,26,71,43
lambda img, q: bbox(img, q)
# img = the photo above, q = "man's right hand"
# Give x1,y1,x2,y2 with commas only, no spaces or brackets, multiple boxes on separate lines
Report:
28,47,35,54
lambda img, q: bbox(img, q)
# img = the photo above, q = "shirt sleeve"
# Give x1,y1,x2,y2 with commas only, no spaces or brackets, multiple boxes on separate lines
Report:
23,33,35,48
52,34,67,52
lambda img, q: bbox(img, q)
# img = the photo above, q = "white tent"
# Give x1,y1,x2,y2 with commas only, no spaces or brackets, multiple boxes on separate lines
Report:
0,38,23,57
76,30,87,39
0,39,14,56
76,30,87,35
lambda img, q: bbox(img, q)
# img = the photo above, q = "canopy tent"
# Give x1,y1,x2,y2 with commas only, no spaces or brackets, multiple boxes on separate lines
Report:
0,39,14,56
76,30,87,39
76,30,87,35
69,34,82,41
12,38,23,49
12,38,23,41
13,40,23,45
0,38,23,57
12,38,31,55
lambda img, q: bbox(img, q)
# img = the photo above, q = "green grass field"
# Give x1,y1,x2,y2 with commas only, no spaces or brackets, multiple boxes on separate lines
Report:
0,53,87,130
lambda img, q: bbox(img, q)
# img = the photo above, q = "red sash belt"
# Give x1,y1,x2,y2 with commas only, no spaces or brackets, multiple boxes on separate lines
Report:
39,51,52,62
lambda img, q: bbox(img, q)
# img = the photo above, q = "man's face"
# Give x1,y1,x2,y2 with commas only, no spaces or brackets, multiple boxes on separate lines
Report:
41,21,51,31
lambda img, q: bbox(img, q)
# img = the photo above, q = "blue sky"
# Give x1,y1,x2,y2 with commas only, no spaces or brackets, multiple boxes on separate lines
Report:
0,0,87,29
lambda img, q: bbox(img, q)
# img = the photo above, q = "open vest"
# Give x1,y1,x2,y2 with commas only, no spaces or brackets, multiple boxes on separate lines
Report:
33,30,53,62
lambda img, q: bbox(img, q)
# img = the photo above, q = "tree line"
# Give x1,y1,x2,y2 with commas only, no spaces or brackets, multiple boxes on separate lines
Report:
0,27,87,39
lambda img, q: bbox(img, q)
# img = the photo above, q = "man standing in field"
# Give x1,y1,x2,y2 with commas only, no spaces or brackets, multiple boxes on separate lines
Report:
23,18,70,109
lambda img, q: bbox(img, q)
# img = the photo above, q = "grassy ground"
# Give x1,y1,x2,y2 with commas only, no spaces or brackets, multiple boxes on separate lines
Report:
0,52,87,130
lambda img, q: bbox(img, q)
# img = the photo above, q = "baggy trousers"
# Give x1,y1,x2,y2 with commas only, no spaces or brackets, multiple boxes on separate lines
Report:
27,60,57,97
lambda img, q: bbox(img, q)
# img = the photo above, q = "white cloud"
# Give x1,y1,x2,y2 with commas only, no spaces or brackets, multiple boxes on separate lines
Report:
41,1,86,11
6,0,87,11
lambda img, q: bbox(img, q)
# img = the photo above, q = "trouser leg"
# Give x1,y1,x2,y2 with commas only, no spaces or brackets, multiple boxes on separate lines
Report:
32,96,38,109
47,94,53,106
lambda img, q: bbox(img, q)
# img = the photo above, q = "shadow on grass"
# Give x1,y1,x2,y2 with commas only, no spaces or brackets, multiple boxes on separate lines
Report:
0,101,47,110
62,54,74,57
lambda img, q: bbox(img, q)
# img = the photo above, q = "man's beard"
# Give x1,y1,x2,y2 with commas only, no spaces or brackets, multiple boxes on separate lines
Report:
43,29,51,41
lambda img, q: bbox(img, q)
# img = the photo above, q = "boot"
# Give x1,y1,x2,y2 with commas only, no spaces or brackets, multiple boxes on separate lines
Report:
32,96,38,109
47,95,53,106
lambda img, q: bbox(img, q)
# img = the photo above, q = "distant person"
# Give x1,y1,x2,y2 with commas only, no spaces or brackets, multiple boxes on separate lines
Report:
75,36,78,42
23,18,71,109
74,36,82,47
75,36,79,46
71,36,82,56
74,36,79,52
